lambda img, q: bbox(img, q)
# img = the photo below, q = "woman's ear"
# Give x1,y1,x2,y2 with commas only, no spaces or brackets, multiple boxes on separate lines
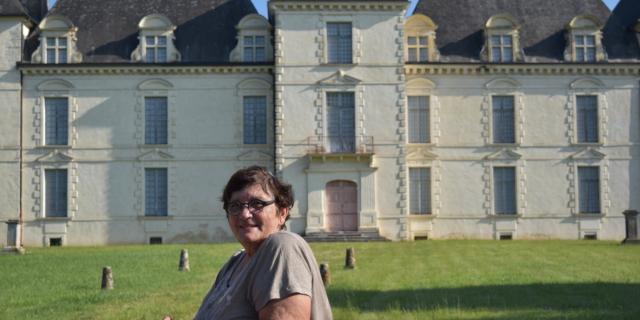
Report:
277,207,289,225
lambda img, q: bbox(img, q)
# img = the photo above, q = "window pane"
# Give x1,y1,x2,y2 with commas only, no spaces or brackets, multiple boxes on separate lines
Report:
45,97,68,145
503,35,512,46
410,168,431,214
585,35,595,46
408,96,429,143
59,49,67,63
407,37,417,45
58,37,67,47
492,96,515,143
145,168,168,216
157,36,167,45
244,36,253,46
45,169,67,217
579,167,600,213
326,92,355,152
408,48,417,62
46,37,56,46
146,36,155,45
491,48,501,62
244,48,253,61
327,23,352,64
146,49,156,62
255,47,265,62
575,35,584,45
419,37,427,45
491,36,501,45
419,48,428,62
494,167,516,214
255,36,265,45
243,96,267,144
145,97,168,144
47,49,56,63
503,48,513,62
586,48,596,62
577,95,598,143
157,48,167,62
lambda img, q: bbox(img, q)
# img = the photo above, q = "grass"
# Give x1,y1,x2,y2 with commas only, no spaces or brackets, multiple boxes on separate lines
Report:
1,240,639,319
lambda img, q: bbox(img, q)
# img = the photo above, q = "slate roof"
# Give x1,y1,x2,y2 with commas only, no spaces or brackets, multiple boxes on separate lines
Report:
603,0,640,61
0,0,27,17
25,0,257,63
412,0,611,63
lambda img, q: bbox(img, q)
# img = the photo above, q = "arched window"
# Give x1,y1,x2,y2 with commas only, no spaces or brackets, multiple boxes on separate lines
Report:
564,15,606,62
404,14,439,62
131,14,181,63
482,14,522,63
32,15,82,64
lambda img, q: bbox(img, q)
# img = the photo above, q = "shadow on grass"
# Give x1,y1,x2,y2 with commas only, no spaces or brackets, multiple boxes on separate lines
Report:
328,282,640,319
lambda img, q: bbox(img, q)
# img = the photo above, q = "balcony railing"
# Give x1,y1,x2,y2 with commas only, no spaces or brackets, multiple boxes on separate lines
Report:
306,135,374,154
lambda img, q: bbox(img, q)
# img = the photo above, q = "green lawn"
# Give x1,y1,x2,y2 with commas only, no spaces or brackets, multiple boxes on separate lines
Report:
1,240,639,319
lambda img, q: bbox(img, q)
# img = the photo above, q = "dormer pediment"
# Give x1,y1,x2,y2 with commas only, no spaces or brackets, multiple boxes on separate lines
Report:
35,150,73,163
237,150,273,161
318,71,361,86
485,148,521,161
570,147,605,161
137,149,174,161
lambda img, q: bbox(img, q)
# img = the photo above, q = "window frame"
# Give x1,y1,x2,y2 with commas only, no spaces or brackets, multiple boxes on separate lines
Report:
43,96,70,146
243,35,267,62
493,166,517,215
575,95,599,144
489,34,514,63
144,167,168,217
577,166,601,214
491,95,516,144
144,96,168,145
144,35,168,63
243,95,268,145
325,91,356,153
44,168,68,218
409,167,432,215
326,22,353,65
44,36,68,64
407,95,431,144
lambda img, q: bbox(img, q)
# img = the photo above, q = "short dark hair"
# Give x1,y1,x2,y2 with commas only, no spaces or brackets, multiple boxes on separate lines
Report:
221,166,294,228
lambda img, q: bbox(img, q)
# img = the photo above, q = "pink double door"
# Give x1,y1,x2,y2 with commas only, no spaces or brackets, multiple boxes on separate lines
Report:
325,181,358,232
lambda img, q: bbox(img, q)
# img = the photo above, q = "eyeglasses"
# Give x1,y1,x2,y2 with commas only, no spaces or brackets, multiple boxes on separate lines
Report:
227,198,276,216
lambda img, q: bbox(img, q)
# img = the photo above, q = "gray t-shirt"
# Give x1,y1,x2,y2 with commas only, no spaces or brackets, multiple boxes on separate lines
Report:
194,231,332,319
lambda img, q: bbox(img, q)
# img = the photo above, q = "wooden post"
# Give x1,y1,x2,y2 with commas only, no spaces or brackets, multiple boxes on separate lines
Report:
101,266,113,289
345,247,356,269
179,249,190,271
320,263,330,286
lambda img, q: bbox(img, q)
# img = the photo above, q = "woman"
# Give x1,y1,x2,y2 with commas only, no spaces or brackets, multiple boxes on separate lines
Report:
194,166,332,320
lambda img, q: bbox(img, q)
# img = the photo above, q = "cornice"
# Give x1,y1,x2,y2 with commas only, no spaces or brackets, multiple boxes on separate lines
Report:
405,63,640,76
270,1,407,12
18,64,273,76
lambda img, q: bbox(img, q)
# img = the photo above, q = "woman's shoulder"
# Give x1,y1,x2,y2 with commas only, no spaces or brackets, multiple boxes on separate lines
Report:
262,231,310,252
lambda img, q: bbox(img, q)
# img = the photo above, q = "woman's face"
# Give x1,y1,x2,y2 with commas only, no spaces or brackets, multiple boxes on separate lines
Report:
227,183,288,256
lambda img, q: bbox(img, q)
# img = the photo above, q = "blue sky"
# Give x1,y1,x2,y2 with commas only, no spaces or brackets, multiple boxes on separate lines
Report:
48,0,621,15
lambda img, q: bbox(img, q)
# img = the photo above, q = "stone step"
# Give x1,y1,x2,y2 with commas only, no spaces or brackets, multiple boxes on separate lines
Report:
304,231,389,242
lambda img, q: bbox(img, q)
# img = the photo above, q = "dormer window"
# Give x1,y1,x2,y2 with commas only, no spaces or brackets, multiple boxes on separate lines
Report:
131,14,180,63
490,35,513,62
565,15,606,63
404,14,439,63
243,35,266,62
32,15,82,64
483,14,522,63
145,36,168,62
230,14,273,63
45,37,67,63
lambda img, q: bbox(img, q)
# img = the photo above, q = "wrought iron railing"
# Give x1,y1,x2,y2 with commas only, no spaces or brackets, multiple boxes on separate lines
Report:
306,135,374,154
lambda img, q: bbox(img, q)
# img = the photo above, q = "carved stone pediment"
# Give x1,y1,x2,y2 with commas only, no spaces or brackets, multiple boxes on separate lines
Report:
406,146,438,160
317,70,362,86
485,148,521,161
237,150,273,161
35,149,73,163
137,149,174,161
570,147,605,161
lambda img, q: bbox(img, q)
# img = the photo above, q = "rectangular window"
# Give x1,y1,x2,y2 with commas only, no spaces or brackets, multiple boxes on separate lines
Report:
45,37,67,63
144,97,168,145
575,35,596,62
45,169,67,217
490,35,513,62
243,96,267,144
492,95,515,144
576,95,598,143
326,92,355,153
327,22,352,64
408,96,430,143
578,167,600,214
145,36,167,62
145,168,168,216
409,168,431,215
44,97,69,146
494,167,516,215
243,36,266,62
407,36,429,62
